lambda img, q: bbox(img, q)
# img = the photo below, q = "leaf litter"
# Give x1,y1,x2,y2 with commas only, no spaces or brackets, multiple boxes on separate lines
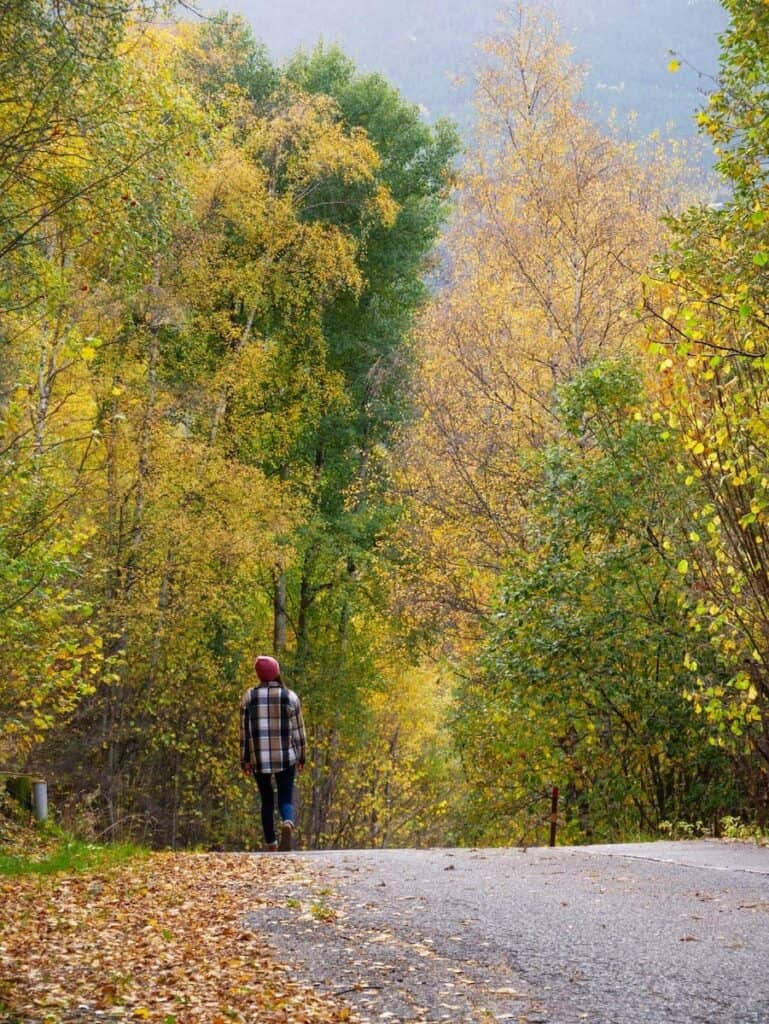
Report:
0,852,358,1023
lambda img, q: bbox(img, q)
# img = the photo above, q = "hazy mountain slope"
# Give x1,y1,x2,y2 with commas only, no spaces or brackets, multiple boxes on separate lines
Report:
218,0,727,138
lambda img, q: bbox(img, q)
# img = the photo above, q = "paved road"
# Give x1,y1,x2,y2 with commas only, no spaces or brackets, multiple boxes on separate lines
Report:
247,841,769,1024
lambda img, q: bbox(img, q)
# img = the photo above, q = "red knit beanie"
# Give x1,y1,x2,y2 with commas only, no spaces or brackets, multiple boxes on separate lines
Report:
255,655,280,682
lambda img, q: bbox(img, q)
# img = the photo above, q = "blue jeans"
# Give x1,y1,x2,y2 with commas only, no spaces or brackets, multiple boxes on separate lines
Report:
254,765,296,845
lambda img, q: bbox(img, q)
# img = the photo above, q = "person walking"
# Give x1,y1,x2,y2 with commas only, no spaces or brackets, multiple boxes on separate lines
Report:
240,654,307,852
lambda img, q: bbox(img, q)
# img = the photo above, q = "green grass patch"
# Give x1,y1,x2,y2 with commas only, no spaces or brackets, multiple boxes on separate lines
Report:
0,837,145,877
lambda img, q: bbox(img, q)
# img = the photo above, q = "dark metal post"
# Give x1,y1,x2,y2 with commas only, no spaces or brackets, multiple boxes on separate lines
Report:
549,785,559,847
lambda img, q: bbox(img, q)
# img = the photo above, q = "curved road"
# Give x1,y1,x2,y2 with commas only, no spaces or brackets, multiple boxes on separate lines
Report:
248,841,769,1024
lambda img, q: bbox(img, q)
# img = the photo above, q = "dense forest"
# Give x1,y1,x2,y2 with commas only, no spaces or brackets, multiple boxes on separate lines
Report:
2,0,769,850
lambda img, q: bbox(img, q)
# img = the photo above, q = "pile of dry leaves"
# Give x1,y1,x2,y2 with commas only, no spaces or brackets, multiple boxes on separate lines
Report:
0,852,355,1023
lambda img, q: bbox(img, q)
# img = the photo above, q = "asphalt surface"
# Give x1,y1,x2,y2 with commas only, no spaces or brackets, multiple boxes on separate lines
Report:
247,841,769,1024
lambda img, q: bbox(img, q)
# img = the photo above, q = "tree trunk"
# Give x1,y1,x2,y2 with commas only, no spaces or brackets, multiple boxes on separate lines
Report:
272,464,290,655
273,567,287,654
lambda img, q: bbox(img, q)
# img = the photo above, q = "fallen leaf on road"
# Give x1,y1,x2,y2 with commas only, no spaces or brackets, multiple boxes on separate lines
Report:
0,853,359,1023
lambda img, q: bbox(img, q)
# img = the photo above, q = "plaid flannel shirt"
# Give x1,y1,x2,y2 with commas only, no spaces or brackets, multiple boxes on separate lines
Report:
240,681,307,774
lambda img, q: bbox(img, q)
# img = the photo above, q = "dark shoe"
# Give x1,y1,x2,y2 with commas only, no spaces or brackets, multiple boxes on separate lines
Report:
279,820,294,852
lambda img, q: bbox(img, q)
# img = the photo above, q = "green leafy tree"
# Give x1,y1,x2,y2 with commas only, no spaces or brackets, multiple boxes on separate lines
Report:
645,1,769,800
455,362,738,843
0,10,194,767
1,8,460,849
0,0,166,285
185,23,460,845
